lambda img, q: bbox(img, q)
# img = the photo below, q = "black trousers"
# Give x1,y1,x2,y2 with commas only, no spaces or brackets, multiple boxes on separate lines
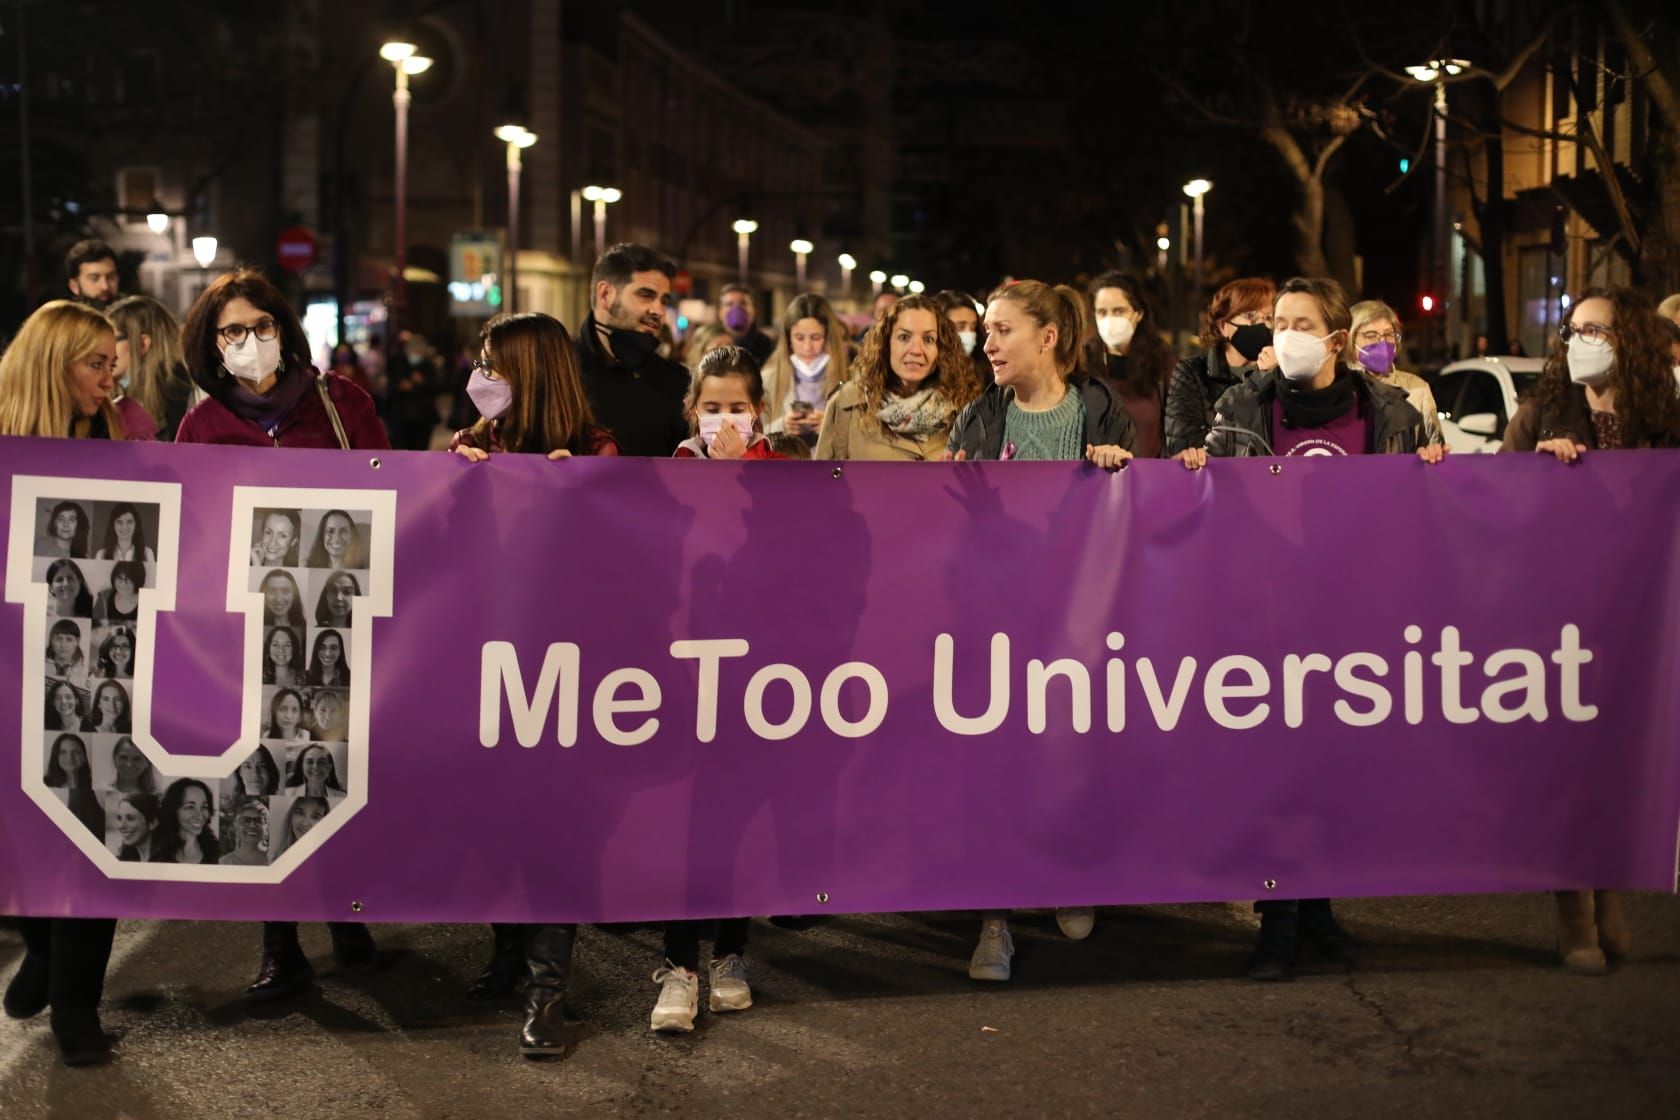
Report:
1254,898,1333,917
662,919,750,972
15,916,117,1032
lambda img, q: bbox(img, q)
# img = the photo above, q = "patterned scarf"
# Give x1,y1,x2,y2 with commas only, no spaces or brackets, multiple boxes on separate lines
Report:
876,385,955,439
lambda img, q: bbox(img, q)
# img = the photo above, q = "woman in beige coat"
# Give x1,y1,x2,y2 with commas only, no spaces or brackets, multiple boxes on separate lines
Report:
815,294,983,460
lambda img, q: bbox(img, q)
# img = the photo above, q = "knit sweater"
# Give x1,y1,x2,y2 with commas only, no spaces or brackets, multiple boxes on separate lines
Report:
1003,389,1086,460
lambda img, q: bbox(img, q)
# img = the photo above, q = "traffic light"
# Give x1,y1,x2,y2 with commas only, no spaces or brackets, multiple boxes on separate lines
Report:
1399,158,1410,174
1420,294,1435,313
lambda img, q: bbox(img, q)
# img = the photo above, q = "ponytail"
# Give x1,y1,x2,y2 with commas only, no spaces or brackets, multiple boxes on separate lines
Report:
988,280,1092,377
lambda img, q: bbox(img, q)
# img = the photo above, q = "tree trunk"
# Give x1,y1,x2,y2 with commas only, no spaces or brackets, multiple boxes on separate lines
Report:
1263,125,1330,276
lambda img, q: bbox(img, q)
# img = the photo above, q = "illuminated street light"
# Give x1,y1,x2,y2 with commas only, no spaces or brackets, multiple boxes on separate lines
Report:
583,185,621,259
790,238,813,289
191,236,218,269
1181,179,1212,304
908,279,925,294
890,273,908,292
868,269,886,296
1410,59,1473,361
732,219,758,285
146,202,170,236
382,40,432,343
838,253,857,295
495,125,538,311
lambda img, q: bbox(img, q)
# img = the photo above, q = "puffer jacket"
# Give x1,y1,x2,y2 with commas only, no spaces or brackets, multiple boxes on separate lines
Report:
1164,346,1252,455
946,375,1137,460
1204,369,1425,457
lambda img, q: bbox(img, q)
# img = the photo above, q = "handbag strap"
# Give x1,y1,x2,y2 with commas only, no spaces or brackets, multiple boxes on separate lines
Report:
315,374,351,451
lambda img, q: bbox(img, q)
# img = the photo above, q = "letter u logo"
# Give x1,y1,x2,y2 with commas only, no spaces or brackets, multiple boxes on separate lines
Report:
7,477,395,883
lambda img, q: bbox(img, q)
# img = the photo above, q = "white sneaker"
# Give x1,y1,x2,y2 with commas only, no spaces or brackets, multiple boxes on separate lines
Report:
968,923,1014,981
1055,907,1096,940
649,963,699,1032
708,954,753,1012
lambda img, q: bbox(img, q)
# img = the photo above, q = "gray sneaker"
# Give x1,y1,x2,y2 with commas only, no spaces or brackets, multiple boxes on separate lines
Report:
708,954,753,1012
649,963,699,1032
968,923,1014,981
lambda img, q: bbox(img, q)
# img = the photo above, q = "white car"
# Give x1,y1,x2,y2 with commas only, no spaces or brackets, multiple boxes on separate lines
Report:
1432,356,1548,453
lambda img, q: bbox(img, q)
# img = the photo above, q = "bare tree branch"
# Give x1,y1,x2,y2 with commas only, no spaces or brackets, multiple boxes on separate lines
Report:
1606,0,1680,124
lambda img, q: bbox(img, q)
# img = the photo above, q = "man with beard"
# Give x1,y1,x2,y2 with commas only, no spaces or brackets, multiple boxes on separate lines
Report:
65,240,120,309
577,243,688,456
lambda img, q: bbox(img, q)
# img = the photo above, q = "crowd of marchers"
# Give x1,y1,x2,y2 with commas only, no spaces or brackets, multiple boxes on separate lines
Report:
2,235,1679,1068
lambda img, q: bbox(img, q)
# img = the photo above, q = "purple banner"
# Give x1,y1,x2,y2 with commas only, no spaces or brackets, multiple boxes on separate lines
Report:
3,436,1679,923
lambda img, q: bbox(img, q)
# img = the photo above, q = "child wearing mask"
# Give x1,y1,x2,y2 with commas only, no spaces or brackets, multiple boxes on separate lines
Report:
675,346,786,460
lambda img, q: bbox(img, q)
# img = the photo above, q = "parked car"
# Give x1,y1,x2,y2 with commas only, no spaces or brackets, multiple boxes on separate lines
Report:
1431,356,1548,453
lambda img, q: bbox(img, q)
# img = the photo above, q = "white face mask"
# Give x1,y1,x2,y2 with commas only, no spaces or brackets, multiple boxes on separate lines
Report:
697,413,755,448
1273,330,1334,381
1566,335,1615,386
223,335,282,385
957,330,978,353
790,352,830,380
1097,316,1135,350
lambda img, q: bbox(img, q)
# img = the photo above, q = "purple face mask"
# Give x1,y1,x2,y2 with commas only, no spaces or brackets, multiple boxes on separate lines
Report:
466,367,514,420
1358,340,1397,375
722,305,752,333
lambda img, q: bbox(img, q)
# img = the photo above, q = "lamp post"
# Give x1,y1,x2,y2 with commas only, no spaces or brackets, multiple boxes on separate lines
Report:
569,189,582,264
379,40,432,343
868,269,886,296
790,238,813,290
890,273,908,293
583,185,621,260
495,125,537,313
1406,59,1470,361
1156,235,1171,272
146,200,170,236
732,219,757,285
838,253,856,297
907,279,925,294
191,236,218,269
1181,179,1212,312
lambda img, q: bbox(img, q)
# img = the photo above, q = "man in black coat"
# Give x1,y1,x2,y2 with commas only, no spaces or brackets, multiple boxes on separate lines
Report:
576,243,690,456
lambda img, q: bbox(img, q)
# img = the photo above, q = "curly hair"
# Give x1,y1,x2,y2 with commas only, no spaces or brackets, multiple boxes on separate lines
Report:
1537,287,1680,448
850,295,983,435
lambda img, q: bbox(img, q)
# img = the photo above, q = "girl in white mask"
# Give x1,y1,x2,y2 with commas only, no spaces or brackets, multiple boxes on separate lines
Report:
760,293,850,446
1503,286,1680,464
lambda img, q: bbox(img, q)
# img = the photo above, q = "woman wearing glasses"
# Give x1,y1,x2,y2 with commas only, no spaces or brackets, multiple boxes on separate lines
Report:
1503,286,1680,463
175,270,383,1001
1346,301,1442,446
1502,286,1680,975
175,270,389,450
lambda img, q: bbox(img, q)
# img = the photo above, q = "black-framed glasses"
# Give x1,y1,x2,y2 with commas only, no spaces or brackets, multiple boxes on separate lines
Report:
1559,322,1614,344
471,357,496,375
216,319,279,346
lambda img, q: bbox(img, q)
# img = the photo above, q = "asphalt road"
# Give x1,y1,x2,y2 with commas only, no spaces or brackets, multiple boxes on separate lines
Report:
2,893,1678,1118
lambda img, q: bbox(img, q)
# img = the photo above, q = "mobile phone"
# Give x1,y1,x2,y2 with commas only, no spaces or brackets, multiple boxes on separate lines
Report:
790,401,814,415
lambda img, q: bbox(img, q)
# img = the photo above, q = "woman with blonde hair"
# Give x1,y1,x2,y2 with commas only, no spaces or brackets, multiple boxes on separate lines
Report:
681,322,731,367
106,295,197,440
1346,300,1443,446
0,300,127,441
761,293,852,445
0,299,143,1067
817,293,984,460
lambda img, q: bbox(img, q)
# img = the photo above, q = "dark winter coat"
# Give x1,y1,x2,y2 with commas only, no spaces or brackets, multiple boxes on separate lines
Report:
945,375,1138,460
175,372,389,450
576,314,691,457
1204,369,1425,457
1164,346,1253,455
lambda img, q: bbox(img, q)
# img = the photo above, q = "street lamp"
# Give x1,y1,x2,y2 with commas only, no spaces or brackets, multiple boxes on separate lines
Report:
583,185,621,260
146,201,170,236
191,236,218,269
838,253,856,296
790,238,813,290
868,269,886,296
890,273,908,293
732,219,758,285
1182,179,1212,309
381,40,432,344
495,124,537,313
908,279,925,294
1156,235,1171,272
1407,59,1471,361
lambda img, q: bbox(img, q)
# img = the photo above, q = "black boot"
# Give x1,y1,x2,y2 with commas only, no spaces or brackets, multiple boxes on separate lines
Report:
328,922,378,974
5,917,51,1020
246,922,314,1002
467,923,526,1002
1297,899,1357,964
1247,906,1298,981
519,923,576,1059
47,917,118,1067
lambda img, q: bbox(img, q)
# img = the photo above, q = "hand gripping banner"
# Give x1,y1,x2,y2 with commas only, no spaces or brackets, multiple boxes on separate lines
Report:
2,437,1678,923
